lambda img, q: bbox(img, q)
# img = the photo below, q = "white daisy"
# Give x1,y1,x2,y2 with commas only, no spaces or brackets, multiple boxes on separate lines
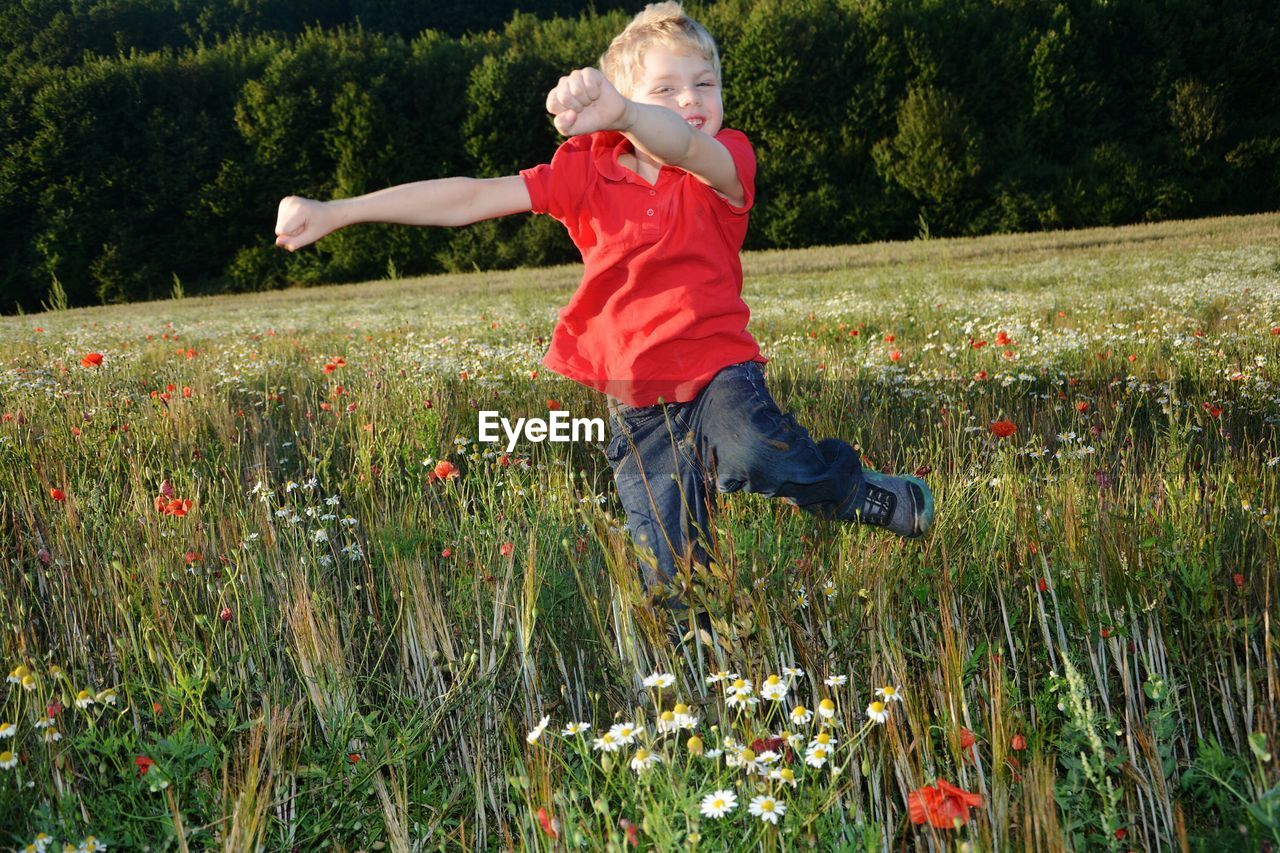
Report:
822,579,836,598
824,675,848,687
804,746,829,768
789,705,813,726
74,690,93,710
561,722,591,736
769,767,798,787
629,747,661,772
0,722,15,738
657,710,679,733
725,677,753,697
727,747,762,773
526,715,550,744
699,789,738,818
808,731,837,750
608,722,642,745
673,703,699,730
0,750,16,769
817,698,836,719
592,733,622,753
866,701,889,724
783,666,805,679
43,729,62,743
642,672,675,689
725,690,758,710
96,689,118,706
705,670,736,685
760,675,788,701
748,795,787,825
875,685,904,703
703,748,723,759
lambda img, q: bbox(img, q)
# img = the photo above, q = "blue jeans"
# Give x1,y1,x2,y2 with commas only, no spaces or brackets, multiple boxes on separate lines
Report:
603,361,866,597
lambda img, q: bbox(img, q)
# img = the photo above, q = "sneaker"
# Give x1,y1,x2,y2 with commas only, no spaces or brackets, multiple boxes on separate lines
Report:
856,471,934,538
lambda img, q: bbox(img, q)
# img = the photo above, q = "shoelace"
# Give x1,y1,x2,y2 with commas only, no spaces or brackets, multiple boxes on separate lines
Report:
860,484,897,527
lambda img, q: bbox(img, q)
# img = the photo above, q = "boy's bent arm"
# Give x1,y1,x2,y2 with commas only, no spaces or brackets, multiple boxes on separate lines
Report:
620,103,744,207
275,176,532,252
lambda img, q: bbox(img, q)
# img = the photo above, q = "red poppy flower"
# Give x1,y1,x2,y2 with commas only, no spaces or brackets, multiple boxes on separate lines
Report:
1272,327,1280,336
1203,403,1222,418
536,807,559,838
959,727,978,763
441,548,452,558
973,370,987,381
348,752,361,764
500,542,514,557
430,460,459,482
990,420,1017,438
883,334,895,343
889,349,903,362
1233,573,1244,589
970,339,987,349
1075,401,1090,413
619,817,639,847
547,399,560,410
1011,733,1026,751
135,755,155,775
907,779,983,828
81,352,103,368
995,330,1012,346
50,487,67,501
219,606,232,622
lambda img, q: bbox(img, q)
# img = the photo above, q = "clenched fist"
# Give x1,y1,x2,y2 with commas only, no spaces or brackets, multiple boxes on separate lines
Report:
546,68,631,137
274,195,337,252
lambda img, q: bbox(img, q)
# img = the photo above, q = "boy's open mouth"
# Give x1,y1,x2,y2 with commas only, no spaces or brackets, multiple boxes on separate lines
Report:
684,116,706,129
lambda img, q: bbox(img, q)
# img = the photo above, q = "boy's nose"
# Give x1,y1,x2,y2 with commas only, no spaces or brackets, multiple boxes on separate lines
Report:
678,86,701,107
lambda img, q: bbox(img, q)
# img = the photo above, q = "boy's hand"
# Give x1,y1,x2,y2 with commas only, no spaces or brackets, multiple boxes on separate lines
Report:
275,196,338,251
546,68,630,137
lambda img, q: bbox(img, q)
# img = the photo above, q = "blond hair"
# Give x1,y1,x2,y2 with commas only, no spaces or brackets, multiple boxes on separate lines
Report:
600,2,721,97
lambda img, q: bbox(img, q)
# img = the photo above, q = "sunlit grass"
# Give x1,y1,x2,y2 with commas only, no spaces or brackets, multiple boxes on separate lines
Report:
1,212,1278,850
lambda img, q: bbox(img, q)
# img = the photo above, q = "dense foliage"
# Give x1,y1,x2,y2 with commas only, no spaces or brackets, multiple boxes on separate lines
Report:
2,0,1278,311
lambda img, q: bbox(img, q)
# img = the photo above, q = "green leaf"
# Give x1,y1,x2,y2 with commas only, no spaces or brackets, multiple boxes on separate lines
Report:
1249,732,1272,762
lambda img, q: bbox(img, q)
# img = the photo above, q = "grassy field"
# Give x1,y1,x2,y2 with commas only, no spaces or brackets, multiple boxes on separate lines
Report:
1,213,1278,851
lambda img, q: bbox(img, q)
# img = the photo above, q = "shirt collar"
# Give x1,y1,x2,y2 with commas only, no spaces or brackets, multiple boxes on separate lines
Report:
592,131,671,185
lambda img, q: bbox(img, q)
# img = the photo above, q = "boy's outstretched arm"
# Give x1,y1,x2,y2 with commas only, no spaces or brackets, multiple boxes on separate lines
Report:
546,68,743,208
274,176,532,252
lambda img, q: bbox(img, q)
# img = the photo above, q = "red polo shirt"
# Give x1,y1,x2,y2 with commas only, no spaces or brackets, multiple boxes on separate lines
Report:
520,128,765,406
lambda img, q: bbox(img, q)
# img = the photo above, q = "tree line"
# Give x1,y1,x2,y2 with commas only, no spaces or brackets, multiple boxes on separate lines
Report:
2,0,1277,312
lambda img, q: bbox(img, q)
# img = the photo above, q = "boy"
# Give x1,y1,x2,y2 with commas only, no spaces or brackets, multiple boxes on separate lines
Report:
275,2,933,612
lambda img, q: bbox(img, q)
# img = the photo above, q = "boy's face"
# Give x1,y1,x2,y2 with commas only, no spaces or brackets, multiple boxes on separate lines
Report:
628,47,723,137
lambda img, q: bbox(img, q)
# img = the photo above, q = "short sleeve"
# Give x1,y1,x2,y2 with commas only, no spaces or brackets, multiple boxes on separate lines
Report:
713,128,756,216
520,137,592,223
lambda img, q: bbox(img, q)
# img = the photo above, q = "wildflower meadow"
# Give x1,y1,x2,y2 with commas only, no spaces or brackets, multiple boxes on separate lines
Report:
1,213,1278,850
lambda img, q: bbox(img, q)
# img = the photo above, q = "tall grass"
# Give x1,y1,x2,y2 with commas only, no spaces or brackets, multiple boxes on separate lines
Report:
1,213,1277,850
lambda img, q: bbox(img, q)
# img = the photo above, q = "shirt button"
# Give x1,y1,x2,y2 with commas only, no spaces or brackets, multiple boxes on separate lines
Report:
646,208,654,216
649,190,656,196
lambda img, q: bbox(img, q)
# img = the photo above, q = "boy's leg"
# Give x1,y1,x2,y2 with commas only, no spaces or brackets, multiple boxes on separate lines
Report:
688,362,933,535
603,401,715,601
